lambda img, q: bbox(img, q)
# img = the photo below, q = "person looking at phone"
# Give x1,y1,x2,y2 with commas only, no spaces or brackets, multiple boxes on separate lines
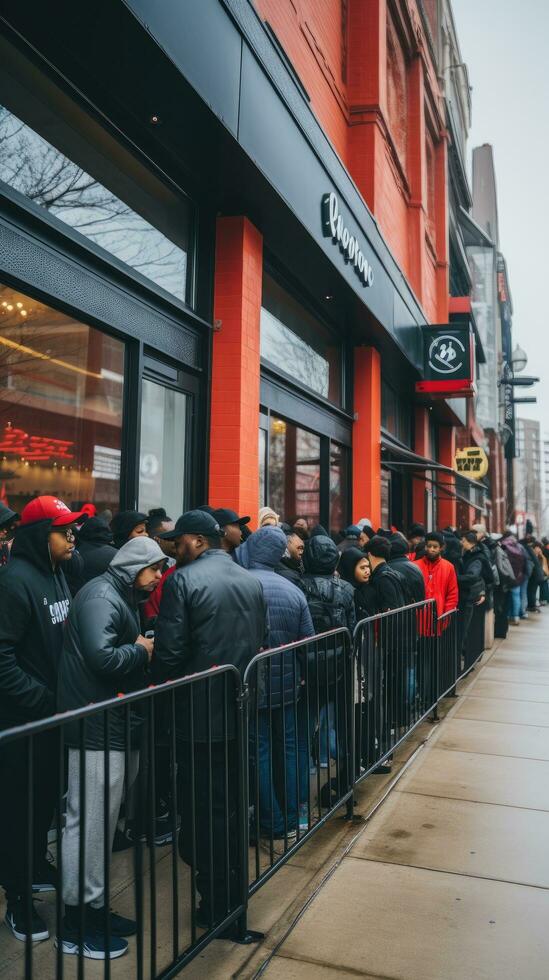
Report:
57,536,165,960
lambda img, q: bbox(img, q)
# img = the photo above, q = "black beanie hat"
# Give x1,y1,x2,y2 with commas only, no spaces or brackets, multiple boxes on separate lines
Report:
110,510,148,549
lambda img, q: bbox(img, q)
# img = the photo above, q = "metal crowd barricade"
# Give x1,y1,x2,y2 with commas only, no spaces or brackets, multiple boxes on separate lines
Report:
243,629,354,893
0,605,476,980
353,600,438,780
435,607,460,698
0,665,249,980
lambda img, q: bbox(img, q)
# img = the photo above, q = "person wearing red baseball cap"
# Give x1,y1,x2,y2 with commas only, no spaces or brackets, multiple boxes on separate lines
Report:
0,495,81,944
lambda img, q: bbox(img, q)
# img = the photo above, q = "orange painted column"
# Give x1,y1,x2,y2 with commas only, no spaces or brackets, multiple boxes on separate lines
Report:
437,426,457,529
353,346,381,529
413,406,430,526
209,216,263,527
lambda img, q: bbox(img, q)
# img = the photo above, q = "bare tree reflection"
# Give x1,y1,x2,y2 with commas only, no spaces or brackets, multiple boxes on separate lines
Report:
0,107,186,298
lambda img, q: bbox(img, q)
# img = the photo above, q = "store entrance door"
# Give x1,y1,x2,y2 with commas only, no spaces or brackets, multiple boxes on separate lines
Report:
138,355,198,519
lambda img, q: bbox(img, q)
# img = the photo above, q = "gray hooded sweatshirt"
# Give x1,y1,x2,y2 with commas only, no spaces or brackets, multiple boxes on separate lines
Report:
58,536,165,748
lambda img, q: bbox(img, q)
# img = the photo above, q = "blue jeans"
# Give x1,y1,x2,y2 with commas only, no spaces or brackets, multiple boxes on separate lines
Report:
507,585,521,620
520,579,528,617
250,704,308,836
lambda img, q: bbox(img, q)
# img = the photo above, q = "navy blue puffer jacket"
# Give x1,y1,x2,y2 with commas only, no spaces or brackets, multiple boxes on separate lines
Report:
237,527,314,707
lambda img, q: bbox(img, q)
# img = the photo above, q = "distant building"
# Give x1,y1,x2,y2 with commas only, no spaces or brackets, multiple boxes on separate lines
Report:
514,418,542,535
541,432,549,534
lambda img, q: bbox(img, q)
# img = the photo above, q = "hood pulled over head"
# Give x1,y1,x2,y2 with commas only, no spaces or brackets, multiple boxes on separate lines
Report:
77,516,114,545
338,547,366,585
304,534,339,575
236,525,287,571
109,537,165,586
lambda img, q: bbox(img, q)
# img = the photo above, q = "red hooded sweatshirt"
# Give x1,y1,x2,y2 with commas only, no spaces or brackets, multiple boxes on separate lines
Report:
414,555,458,619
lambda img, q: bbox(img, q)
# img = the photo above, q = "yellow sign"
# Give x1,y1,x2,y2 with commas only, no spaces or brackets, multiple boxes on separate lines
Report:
454,446,489,480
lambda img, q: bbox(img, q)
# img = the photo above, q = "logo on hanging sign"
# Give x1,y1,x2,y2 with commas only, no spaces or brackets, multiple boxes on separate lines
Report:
428,335,466,375
453,447,489,480
321,192,374,288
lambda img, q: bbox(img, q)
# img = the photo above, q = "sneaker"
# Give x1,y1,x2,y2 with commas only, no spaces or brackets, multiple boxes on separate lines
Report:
57,922,128,960
88,907,137,937
298,804,309,833
5,899,49,942
33,860,58,893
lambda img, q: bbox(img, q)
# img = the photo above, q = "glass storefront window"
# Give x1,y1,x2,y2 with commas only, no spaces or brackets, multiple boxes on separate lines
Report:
381,380,412,446
0,282,123,514
0,49,191,301
139,379,187,519
329,442,348,538
268,416,320,525
261,273,342,404
258,427,267,509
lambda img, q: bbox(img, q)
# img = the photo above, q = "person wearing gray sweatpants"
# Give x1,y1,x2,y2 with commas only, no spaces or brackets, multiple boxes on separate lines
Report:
57,537,165,961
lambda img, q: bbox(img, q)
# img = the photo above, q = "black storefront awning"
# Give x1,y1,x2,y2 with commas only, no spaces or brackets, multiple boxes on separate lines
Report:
381,436,489,505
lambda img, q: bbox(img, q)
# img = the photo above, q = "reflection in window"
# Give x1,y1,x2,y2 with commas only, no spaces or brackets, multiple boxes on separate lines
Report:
258,427,267,509
261,273,341,404
0,105,189,300
330,442,348,538
139,380,187,519
268,416,320,525
0,282,123,514
381,380,412,447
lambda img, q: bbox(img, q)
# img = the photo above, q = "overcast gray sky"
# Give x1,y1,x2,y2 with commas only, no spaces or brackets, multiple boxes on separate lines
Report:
452,0,549,432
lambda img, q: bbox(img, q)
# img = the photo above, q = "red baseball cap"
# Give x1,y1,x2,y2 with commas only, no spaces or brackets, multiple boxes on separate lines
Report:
20,495,87,527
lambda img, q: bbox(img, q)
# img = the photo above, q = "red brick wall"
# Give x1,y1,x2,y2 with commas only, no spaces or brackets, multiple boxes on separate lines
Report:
254,0,349,161
209,217,263,526
253,0,448,325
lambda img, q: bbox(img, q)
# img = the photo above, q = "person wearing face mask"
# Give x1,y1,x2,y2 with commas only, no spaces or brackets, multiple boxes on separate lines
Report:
0,495,83,944
57,536,165,960
414,531,459,619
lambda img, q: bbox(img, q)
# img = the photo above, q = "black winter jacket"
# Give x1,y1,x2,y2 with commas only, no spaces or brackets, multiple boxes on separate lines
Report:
368,562,406,612
0,520,71,730
388,538,426,605
58,565,149,750
458,545,493,606
73,518,117,593
276,556,304,585
153,549,268,740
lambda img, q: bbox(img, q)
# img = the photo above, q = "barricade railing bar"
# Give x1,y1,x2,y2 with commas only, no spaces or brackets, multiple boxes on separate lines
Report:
0,601,468,979
243,629,354,894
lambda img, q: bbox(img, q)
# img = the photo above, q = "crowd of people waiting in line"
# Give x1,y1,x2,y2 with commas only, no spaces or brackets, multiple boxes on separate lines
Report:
0,494,547,959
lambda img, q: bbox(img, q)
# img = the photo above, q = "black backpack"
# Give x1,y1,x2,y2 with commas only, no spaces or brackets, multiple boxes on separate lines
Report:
299,575,351,633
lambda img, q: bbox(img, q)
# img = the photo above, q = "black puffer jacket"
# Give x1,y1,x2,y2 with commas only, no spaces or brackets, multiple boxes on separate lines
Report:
388,537,426,604
153,549,269,740
58,537,164,749
0,520,72,730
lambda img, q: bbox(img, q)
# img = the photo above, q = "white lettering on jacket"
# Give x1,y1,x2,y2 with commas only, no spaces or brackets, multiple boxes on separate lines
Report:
49,598,70,626
321,192,374,288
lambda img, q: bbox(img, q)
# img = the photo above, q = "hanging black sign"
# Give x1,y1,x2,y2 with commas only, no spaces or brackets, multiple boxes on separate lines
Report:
415,324,476,397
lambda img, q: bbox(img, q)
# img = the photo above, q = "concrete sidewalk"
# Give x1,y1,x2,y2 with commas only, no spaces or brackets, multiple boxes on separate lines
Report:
256,614,549,980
